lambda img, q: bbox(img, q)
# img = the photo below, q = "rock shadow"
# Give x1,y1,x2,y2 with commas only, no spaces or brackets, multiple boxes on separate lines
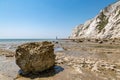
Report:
18,65,64,79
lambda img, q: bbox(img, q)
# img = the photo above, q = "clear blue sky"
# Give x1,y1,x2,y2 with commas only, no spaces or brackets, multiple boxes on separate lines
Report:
0,0,117,39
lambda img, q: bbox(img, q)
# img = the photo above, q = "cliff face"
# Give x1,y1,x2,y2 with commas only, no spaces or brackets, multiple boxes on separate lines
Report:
70,1,120,39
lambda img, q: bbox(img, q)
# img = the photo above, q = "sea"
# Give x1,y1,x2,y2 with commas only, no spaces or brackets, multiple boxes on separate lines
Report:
0,39,56,51
0,39,56,43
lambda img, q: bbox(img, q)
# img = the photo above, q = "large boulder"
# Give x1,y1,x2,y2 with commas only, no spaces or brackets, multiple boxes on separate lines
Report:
15,41,55,73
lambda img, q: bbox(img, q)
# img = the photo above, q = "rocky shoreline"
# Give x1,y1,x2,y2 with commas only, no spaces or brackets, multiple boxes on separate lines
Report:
57,39,120,79
0,40,120,80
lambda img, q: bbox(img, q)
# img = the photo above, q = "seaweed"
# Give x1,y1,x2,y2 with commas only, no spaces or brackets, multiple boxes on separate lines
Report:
97,12,108,33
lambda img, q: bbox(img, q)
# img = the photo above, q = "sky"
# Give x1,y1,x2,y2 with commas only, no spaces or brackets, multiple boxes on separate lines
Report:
0,0,117,39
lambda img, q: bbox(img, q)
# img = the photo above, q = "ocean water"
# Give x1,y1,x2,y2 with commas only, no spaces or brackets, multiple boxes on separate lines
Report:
0,39,56,51
0,39,55,43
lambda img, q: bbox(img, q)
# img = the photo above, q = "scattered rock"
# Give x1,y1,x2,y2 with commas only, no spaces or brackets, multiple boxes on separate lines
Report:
87,39,91,42
55,41,58,44
98,41,103,44
76,39,84,43
56,59,64,64
72,39,75,42
0,49,15,57
95,39,99,42
91,61,100,72
103,39,108,42
72,65,82,74
15,41,55,73
112,40,115,42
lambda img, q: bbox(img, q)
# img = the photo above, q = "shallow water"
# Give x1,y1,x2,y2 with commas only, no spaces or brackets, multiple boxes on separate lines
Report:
0,56,19,80
0,56,6,61
54,47,64,52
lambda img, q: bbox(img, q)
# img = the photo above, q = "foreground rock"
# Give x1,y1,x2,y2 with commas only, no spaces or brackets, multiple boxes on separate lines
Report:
15,41,55,73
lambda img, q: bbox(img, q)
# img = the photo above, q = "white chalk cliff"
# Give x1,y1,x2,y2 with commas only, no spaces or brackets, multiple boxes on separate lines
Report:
70,1,120,39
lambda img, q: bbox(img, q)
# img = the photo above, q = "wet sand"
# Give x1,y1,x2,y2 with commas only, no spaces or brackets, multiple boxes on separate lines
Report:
0,40,120,80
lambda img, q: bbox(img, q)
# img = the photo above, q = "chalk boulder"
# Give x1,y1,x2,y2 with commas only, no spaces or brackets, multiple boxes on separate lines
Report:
15,41,55,73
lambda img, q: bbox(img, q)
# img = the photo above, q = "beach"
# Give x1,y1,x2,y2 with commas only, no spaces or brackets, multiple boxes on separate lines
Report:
0,39,120,80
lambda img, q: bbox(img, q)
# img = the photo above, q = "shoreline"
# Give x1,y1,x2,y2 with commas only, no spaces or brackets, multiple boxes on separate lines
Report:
0,40,120,80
